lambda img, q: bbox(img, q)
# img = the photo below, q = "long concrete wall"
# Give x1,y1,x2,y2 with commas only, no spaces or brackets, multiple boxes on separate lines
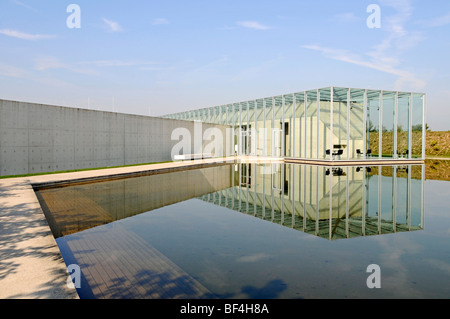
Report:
0,99,230,176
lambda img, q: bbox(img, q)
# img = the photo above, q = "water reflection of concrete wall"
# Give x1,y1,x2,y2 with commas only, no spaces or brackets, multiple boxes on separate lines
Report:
201,163,425,240
36,165,233,238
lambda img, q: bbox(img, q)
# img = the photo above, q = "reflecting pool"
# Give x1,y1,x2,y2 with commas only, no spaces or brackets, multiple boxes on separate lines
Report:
35,162,450,299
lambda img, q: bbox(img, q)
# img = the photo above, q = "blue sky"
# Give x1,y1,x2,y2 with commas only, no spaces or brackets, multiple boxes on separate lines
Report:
0,0,449,130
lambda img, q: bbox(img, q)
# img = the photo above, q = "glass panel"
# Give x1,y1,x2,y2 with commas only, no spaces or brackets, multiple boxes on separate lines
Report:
397,93,410,158
233,103,239,155
248,101,256,155
209,108,213,123
264,98,273,157
306,90,318,159
240,102,248,155
284,94,294,157
330,166,348,239
304,165,318,235
319,88,332,160
348,166,364,236
273,96,283,157
380,166,394,229
332,88,348,160
382,91,395,158
256,99,265,156
294,92,305,158
366,166,379,221
215,106,220,124
291,164,303,229
367,90,380,157
349,89,365,159
211,107,216,124
319,166,331,238
411,94,424,158
226,104,233,126
410,165,423,227
221,105,227,125
395,166,408,226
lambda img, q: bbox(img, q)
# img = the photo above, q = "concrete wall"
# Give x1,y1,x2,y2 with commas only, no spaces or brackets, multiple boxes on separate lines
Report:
0,99,230,176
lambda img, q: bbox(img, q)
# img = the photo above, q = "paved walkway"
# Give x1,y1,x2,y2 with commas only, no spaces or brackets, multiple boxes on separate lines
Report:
0,156,280,299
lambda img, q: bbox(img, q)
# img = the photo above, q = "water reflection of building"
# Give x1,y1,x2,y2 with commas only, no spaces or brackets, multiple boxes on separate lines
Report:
200,163,425,240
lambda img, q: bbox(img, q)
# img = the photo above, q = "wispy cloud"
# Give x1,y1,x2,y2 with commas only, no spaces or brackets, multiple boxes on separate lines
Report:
0,62,74,88
303,0,426,91
0,63,30,78
102,18,123,32
419,12,450,27
152,18,170,25
236,21,270,30
334,12,362,23
0,29,56,40
141,66,176,72
11,0,38,12
79,60,157,68
35,57,97,75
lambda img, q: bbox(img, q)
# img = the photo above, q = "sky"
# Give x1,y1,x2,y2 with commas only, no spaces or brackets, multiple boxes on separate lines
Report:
0,0,449,130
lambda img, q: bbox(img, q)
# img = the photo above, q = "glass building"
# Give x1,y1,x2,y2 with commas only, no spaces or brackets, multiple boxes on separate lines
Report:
163,87,426,161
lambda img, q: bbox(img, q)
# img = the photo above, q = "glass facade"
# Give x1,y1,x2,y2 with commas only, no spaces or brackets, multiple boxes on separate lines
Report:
163,87,426,161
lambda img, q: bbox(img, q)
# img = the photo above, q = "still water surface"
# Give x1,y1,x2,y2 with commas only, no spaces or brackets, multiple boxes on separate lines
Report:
36,162,450,299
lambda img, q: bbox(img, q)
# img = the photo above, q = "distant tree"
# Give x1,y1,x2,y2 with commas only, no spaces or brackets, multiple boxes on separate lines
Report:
411,123,430,132
368,120,378,132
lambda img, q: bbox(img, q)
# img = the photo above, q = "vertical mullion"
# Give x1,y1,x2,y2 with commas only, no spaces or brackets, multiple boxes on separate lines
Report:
407,165,411,230
304,92,307,159
262,164,266,220
317,89,320,159
292,164,295,228
362,167,366,236
378,166,382,234
329,166,333,240
363,90,367,157
421,164,425,228
255,100,258,156
303,165,306,232
394,91,399,159
282,95,285,158
263,99,267,157
272,97,275,157
347,88,350,160
393,165,397,232
422,94,426,160
330,87,334,161
408,93,413,159
316,167,319,236
379,91,383,159
293,94,296,158
346,167,349,238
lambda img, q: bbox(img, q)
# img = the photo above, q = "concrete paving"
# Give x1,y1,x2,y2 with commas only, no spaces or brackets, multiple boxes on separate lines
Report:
0,156,279,299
